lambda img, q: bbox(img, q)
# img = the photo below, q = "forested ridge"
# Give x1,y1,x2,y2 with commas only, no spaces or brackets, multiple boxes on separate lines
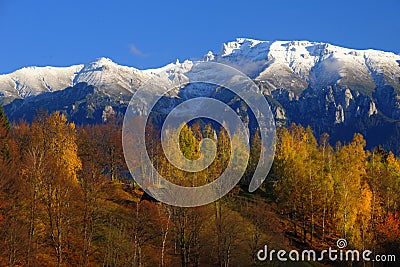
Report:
0,106,399,266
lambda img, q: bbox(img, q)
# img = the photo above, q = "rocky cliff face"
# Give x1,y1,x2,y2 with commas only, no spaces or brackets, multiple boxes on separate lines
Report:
1,38,400,152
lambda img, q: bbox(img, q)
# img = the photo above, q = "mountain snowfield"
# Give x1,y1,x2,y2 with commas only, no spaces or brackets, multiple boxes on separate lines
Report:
1,38,400,151
0,57,150,104
1,38,399,103
209,38,400,94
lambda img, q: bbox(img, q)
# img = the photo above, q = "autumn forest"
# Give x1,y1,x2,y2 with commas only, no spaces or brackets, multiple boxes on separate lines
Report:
0,106,399,267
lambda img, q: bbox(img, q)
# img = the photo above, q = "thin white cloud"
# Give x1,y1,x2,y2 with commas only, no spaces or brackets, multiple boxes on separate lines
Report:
129,44,147,57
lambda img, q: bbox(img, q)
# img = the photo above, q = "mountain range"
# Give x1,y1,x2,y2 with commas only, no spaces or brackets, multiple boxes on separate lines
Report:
1,38,400,152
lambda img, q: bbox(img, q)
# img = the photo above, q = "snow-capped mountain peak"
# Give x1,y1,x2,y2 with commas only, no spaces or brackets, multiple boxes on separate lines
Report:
1,38,400,152
219,38,271,60
1,38,400,106
205,38,400,91
0,64,83,102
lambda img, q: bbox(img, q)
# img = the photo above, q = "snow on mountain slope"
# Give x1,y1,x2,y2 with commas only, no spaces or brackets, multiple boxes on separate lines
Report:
0,57,150,105
209,38,400,94
0,64,83,103
74,57,150,96
1,38,400,105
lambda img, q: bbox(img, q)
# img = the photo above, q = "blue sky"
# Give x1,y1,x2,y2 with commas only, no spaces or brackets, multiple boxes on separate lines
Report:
0,0,399,74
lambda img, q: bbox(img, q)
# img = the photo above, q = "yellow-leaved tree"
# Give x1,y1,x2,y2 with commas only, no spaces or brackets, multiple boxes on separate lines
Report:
30,112,82,266
333,133,368,249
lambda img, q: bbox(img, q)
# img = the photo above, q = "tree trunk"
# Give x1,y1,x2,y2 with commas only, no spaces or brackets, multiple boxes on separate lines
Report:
160,209,171,267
